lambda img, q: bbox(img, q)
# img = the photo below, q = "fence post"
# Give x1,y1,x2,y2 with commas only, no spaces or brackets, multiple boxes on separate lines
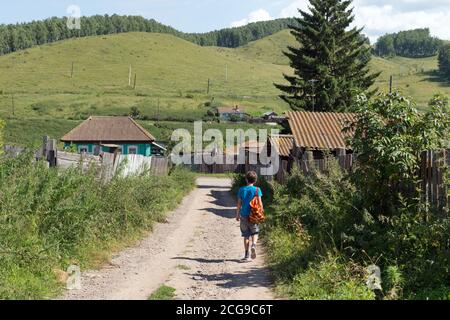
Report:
302,149,314,174
336,148,346,169
42,136,49,159
47,139,58,168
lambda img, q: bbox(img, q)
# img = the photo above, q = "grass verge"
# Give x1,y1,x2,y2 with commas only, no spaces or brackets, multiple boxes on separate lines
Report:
148,285,177,300
0,153,196,300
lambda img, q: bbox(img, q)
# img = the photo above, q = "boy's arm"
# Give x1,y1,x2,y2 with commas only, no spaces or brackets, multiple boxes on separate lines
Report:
236,199,242,221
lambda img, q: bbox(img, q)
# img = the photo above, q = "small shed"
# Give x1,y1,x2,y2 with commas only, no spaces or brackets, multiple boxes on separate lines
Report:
61,116,156,157
267,134,295,183
267,134,294,160
286,111,355,160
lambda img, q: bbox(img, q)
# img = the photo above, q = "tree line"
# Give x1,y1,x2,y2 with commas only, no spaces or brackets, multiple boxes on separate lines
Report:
0,15,298,56
374,28,443,58
439,44,450,80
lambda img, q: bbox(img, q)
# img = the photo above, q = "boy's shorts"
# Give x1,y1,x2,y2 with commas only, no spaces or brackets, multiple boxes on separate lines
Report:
240,217,260,238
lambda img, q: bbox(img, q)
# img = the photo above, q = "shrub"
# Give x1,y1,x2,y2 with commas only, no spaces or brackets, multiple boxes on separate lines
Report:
347,92,449,213
130,106,142,119
288,254,374,300
31,103,47,114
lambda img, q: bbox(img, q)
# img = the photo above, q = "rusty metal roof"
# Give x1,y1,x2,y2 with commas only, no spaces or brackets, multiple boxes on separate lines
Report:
61,116,155,142
269,135,294,157
286,111,355,150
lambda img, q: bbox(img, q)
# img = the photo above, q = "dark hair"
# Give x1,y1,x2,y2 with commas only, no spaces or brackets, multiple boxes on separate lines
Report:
245,171,258,184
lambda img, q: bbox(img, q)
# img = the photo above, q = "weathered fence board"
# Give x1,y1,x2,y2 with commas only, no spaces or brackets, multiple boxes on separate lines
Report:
420,149,449,211
150,157,170,176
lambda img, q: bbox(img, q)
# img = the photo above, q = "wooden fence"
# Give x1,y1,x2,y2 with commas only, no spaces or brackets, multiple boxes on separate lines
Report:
273,149,450,211
186,154,242,174
55,151,169,182
273,152,354,184
420,150,450,210
4,137,171,182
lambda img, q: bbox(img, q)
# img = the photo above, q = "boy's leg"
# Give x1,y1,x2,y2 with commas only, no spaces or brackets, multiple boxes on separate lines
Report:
250,225,259,260
251,234,259,246
244,237,250,253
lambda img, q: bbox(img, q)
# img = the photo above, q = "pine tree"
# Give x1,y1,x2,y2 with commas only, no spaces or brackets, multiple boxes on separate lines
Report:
275,0,379,112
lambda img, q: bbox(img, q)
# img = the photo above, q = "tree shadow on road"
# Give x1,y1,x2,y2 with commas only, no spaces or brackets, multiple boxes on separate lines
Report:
196,185,231,190
199,190,236,219
185,267,272,289
172,257,242,264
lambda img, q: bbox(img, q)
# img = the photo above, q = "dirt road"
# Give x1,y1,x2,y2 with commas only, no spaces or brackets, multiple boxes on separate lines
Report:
62,177,274,300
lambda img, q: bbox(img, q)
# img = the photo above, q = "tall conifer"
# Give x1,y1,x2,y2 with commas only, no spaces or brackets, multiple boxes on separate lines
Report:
275,0,379,112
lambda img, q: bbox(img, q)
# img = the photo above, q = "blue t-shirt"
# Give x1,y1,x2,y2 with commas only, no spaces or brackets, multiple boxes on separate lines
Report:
238,186,263,217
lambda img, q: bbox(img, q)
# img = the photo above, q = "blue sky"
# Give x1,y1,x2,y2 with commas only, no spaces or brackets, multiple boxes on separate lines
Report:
1,0,449,42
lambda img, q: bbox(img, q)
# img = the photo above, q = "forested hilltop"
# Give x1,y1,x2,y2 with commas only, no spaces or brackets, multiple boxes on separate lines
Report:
0,15,298,55
374,28,443,58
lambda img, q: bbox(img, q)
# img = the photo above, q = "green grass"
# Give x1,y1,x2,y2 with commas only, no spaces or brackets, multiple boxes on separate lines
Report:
218,29,297,66
0,32,290,121
148,285,177,300
0,157,196,299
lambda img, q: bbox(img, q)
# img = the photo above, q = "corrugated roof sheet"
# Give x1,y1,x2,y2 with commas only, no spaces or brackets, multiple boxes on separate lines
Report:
269,135,294,157
286,111,355,150
61,116,155,142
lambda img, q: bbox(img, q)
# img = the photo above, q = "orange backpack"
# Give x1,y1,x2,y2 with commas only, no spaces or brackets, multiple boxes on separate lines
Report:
249,187,265,224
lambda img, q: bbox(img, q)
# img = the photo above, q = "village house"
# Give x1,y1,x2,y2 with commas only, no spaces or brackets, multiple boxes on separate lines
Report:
285,111,355,160
217,106,249,122
61,116,157,157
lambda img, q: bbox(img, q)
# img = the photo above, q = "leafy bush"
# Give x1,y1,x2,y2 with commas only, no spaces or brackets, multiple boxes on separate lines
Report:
344,93,450,295
31,103,48,115
0,154,195,299
130,106,142,119
346,92,449,213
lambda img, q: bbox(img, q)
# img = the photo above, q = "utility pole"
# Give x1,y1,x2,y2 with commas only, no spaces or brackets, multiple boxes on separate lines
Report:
128,65,132,87
207,78,210,94
11,94,15,117
389,75,393,94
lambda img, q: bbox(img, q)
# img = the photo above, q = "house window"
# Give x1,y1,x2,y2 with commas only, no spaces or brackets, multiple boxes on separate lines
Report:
93,144,101,156
128,145,138,155
78,145,89,154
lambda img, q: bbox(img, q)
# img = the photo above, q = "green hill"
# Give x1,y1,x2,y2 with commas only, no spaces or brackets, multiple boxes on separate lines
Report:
1,30,449,146
0,32,291,121
232,29,297,65
230,30,450,109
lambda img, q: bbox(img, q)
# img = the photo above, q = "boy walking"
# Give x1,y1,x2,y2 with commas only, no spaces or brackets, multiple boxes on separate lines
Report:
236,171,263,261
